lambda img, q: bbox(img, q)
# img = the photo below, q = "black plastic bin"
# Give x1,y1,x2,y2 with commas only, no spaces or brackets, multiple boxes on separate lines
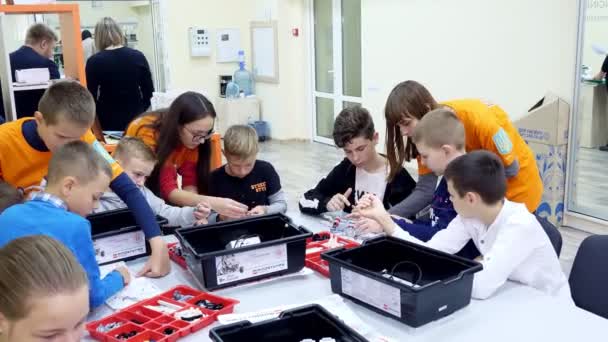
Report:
209,304,369,342
176,213,312,290
87,208,168,265
322,236,483,327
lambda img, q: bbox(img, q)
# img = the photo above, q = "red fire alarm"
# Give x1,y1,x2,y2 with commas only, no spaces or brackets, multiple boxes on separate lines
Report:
292,28,299,37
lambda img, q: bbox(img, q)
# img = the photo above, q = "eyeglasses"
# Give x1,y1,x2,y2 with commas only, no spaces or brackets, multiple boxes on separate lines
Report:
184,126,214,143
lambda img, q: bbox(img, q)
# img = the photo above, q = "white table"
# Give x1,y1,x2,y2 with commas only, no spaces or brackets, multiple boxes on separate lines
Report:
85,211,608,341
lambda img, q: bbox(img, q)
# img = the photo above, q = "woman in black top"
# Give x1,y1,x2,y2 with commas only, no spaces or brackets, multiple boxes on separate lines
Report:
86,17,154,131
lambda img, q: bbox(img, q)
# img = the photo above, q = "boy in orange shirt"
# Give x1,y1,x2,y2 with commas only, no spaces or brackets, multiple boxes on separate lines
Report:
0,81,169,277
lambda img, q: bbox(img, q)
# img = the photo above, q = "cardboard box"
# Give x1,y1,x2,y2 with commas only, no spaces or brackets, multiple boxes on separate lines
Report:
517,93,569,145
516,93,570,226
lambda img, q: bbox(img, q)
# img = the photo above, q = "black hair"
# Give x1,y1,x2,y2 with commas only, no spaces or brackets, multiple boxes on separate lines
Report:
136,92,216,195
333,106,375,148
444,150,507,205
81,29,92,41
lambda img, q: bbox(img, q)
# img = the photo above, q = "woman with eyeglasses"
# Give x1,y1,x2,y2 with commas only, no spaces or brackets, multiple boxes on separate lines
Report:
125,92,249,219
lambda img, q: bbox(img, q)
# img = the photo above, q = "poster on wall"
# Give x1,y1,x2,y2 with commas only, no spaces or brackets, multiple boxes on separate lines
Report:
216,28,241,63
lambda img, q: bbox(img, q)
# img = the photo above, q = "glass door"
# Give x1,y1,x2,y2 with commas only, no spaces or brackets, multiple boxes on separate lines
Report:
311,0,361,144
567,0,608,222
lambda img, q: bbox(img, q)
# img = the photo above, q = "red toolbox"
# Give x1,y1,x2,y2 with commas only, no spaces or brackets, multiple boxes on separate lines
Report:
87,285,239,341
304,231,359,277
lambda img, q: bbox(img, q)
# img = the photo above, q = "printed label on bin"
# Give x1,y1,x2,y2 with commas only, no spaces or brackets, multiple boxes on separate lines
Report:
93,231,146,264
341,268,401,318
215,244,288,285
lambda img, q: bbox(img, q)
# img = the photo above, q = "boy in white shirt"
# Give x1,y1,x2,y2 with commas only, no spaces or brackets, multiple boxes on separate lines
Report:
354,110,570,300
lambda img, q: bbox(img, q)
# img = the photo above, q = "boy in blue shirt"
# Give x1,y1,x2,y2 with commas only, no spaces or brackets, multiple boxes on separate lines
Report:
0,81,169,278
0,141,130,309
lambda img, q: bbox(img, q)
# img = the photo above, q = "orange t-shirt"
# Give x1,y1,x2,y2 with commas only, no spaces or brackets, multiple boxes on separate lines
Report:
0,118,122,194
416,99,542,212
125,114,199,199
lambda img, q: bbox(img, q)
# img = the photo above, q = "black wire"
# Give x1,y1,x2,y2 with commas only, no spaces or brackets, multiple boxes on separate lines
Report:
390,261,423,286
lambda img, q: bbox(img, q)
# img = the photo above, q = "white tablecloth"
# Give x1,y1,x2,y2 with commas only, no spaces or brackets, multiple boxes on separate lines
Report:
85,210,607,341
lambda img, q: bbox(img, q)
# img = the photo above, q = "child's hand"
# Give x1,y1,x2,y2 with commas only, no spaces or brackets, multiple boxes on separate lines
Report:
194,201,211,220
116,266,131,286
353,193,378,212
195,218,208,225
137,237,171,278
326,188,352,212
352,194,394,232
194,202,211,222
355,217,384,234
213,198,248,219
247,206,266,216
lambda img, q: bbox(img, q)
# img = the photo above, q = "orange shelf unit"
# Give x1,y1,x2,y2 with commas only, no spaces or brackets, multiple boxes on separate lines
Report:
0,4,86,86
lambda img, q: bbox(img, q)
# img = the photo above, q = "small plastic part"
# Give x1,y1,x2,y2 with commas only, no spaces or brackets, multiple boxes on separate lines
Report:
173,290,194,302
96,321,122,333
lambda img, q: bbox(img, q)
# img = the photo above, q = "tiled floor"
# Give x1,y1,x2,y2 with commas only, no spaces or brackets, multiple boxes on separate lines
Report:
256,139,593,276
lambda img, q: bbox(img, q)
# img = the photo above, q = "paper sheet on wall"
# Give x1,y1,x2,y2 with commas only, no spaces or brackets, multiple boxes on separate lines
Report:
99,262,162,310
252,26,275,78
217,294,395,342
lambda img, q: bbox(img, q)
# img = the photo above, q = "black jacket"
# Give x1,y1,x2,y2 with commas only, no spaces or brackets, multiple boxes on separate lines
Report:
86,47,154,131
299,158,416,215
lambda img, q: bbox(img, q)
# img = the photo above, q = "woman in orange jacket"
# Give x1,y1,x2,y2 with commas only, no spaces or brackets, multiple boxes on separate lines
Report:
385,80,542,216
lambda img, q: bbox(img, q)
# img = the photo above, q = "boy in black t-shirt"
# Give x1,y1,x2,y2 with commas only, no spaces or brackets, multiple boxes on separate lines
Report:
208,125,286,220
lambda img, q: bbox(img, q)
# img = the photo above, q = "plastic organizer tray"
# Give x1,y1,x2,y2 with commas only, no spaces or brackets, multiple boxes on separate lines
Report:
87,285,239,342
167,243,187,270
176,213,312,290
322,236,483,327
209,304,369,342
87,209,169,266
305,231,359,277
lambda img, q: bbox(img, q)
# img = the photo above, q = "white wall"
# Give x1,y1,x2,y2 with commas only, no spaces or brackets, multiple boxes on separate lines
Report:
164,0,256,95
161,0,579,142
163,0,311,140
362,0,579,150
253,0,310,140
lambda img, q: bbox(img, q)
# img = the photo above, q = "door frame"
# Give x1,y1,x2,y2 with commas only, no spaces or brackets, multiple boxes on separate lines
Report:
309,0,362,145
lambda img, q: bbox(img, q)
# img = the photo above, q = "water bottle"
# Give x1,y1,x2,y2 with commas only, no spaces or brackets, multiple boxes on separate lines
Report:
233,50,254,96
225,81,240,99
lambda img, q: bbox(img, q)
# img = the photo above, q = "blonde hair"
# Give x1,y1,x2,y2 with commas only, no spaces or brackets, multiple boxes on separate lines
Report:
0,235,87,320
25,23,58,45
38,81,96,126
411,108,465,150
94,17,124,51
114,137,157,164
223,125,259,159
